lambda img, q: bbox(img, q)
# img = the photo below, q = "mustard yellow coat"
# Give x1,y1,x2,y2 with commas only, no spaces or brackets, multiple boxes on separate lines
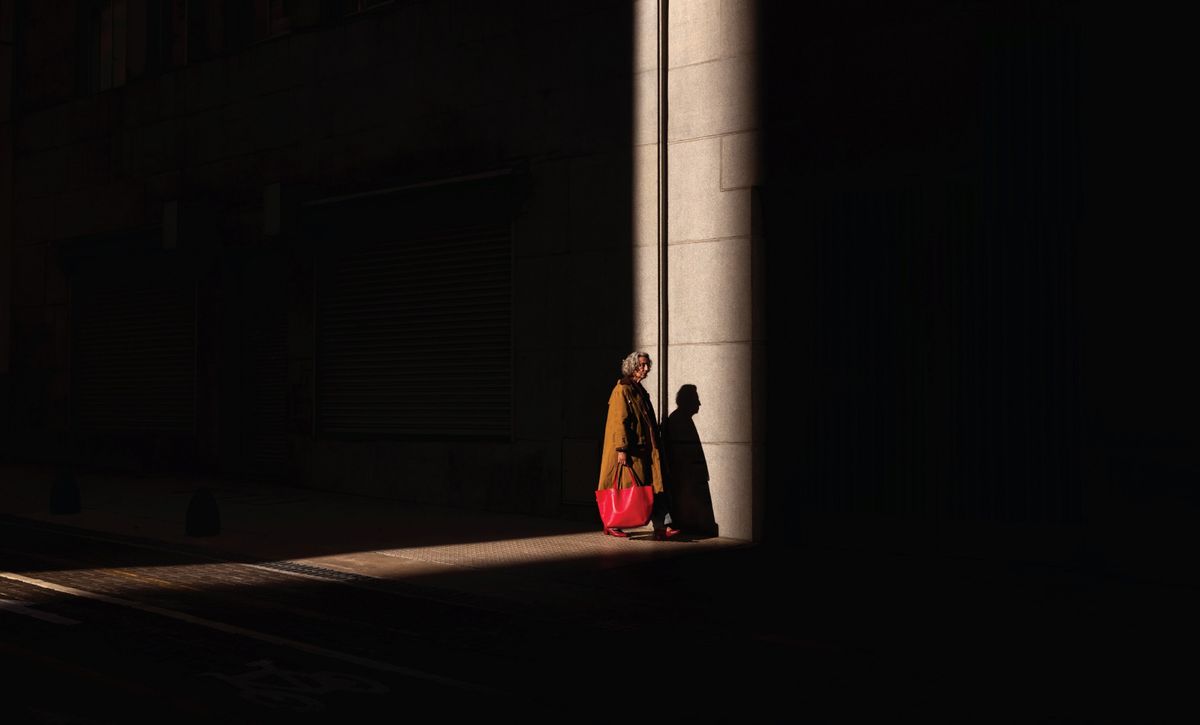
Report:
597,379,665,494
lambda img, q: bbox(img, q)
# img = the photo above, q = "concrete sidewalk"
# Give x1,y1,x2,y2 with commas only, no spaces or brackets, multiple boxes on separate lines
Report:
0,463,746,617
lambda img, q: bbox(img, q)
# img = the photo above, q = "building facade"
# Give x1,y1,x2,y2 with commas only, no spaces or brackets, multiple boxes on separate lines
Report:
1,0,765,539
10,3,1151,561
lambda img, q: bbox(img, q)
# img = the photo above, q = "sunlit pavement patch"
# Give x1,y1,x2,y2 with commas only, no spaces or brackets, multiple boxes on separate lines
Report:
376,530,738,569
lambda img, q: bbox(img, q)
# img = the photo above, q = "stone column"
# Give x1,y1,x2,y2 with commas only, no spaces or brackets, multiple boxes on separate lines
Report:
634,0,760,540
632,0,661,399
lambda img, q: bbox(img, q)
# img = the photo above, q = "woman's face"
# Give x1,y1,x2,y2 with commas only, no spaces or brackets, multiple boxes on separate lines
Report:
633,356,651,383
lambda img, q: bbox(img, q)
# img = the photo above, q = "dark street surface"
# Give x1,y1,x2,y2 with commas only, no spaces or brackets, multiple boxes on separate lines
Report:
1,509,1190,724
2,4,1188,723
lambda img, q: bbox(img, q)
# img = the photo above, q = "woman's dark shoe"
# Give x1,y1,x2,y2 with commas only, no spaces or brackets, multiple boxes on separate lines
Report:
652,526,681,541
603,527,629,538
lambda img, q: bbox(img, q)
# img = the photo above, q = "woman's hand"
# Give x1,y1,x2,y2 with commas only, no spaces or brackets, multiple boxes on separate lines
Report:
616,451,627,467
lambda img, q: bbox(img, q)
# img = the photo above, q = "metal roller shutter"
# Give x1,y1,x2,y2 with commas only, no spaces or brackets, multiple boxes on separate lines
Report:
317,222,512,439
74,274,196,433
240,271,289,477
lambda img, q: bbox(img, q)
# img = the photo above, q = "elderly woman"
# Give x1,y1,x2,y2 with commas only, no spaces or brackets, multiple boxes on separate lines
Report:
597,351,680,539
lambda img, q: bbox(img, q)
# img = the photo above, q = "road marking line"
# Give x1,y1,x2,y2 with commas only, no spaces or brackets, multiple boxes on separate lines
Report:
0,597,80,625
0,570,492,695
0,519,505,615
1,546,430,640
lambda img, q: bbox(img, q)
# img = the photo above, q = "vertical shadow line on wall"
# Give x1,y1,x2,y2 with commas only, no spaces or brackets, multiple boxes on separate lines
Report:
657,0,669,423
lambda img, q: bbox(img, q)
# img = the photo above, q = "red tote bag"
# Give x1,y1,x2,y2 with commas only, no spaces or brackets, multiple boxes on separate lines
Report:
595,464,655,529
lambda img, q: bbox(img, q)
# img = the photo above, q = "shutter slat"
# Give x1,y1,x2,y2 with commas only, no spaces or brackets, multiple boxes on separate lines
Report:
318,222,511,439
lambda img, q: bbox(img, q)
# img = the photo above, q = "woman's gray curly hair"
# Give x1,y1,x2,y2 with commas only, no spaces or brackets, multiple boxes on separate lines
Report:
620,351,651,377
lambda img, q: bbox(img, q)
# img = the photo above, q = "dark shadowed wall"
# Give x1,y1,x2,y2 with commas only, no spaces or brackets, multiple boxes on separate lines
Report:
3,0,635,522
761,0,1199,574
760,1,1094,556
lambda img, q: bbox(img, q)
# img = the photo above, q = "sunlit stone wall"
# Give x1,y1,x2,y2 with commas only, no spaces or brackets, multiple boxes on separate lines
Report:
631,0,660,397
634,0,759,540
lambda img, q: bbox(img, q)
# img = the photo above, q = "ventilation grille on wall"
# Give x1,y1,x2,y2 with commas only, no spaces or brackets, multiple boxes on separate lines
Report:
317,223,512,439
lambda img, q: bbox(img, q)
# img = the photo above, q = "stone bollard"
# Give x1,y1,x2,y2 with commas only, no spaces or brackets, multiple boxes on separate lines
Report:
185,487,220,537
50,467,81,515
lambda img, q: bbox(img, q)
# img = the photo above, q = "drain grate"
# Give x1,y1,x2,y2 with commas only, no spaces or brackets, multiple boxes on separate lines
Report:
250,559,375,583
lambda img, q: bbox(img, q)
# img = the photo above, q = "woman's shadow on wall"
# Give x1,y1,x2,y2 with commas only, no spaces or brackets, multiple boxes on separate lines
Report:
665,385,718,537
